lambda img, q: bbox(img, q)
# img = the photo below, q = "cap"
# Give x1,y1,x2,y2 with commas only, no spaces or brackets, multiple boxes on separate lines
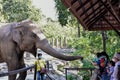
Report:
113,53,120,60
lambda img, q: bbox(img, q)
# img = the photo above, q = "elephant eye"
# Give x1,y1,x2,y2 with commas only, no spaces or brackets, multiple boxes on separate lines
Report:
31,33,36,38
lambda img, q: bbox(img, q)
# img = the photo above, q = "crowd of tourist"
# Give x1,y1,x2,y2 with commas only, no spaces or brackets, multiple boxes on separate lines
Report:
92,51,120,80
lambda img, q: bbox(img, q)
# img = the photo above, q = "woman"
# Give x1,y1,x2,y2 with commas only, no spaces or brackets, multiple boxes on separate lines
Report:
92,51,109,80
35,53,46,80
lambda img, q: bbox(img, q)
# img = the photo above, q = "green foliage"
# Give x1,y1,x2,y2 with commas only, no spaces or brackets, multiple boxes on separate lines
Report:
67,31,120,68
54,0,77,27
67,74,77,80
68,31,103,53
106,31,120,59
41,21,77,39
70,60,83,68
0,0,42,22
78,70,91,80
57,64,64,72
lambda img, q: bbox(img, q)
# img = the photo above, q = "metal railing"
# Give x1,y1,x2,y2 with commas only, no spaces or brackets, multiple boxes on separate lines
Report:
0,63,55,80
64,68,95,80
0,65,36,80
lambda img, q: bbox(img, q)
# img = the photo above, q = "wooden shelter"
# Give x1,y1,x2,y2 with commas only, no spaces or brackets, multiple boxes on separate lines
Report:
61,0,120,31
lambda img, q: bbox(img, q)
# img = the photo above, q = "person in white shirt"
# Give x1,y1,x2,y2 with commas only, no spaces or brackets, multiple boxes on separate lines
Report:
112,52,120,80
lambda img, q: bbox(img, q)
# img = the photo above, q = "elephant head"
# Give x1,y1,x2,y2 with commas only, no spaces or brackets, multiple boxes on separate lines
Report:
11,20,83,61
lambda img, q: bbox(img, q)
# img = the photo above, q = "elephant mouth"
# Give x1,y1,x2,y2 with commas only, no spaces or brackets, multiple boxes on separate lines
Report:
26,45,37,57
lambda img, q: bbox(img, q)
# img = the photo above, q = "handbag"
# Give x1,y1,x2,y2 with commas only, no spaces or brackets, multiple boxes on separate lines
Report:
40,67,46,74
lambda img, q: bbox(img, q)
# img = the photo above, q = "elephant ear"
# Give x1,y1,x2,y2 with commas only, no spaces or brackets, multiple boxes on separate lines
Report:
12,29,22,45
12,19,36,44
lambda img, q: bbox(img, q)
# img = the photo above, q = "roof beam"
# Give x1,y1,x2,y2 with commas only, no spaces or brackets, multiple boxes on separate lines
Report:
100,0,120,25
103,17,120,37
87,10,107,30
78,0,89,18
76,0,90,12
108,0,120,24
71,0,77,5
90,0,96,17
61,0,87,29
80,0,100,17
83,5,104,22
89,26,120,31
84,7,105,25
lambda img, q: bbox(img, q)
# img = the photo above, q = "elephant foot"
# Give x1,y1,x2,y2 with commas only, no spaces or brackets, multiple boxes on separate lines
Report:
16,71,27,80
16,75,26,80
16,78,26,80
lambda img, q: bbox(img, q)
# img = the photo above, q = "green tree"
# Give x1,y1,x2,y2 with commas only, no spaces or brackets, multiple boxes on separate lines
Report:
54,0,77,27
41,19,77,39
0,0,42,22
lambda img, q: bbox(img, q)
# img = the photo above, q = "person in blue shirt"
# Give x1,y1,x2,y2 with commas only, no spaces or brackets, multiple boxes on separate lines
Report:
92,51,109,80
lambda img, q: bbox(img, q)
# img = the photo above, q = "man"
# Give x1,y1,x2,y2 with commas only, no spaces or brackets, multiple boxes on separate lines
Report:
35,50,46,80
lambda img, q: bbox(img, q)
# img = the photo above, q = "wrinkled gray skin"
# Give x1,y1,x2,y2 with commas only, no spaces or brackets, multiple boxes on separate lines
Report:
0,20,83,80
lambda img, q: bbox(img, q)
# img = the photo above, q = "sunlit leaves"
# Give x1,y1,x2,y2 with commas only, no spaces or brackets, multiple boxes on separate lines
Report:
0,0,42,22
41,21,77,39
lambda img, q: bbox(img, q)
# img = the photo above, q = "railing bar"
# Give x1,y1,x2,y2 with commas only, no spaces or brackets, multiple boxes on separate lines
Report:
64,68,95,80
0,65,35,77
46,73,55,80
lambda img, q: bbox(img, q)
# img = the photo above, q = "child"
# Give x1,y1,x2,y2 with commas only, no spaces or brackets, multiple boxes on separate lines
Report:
107,61,115,80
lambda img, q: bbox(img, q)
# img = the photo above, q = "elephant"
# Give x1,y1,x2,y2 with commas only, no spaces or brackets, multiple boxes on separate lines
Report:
0,20,83,80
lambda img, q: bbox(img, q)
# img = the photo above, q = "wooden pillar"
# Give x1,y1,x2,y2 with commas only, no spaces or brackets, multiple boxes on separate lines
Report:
101,31,107,52
78,21,80,37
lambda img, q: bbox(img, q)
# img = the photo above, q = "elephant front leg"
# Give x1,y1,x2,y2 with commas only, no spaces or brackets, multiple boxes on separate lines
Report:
16,63,27,80
7,62,18,80
8,73,17,80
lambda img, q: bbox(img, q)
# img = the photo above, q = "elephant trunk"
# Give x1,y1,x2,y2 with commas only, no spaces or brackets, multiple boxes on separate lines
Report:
36,39,83,61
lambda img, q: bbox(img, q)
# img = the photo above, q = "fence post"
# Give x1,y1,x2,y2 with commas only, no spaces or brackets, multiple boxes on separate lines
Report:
46,60,49,71
65,68,67,80
34,65,37,80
